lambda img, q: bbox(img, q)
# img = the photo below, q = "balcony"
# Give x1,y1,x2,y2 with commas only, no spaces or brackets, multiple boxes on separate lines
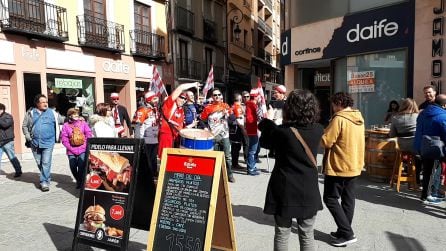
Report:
203,18,217,43
130,29,165,59
0,0,68,42
257,48,272,64
265,0,273,12
76,14,125,53
176,58,201,80
175,6,194,35
258,17,266,32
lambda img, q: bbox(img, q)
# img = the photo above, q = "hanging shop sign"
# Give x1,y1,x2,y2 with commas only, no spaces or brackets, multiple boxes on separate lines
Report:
55,78,83,89
431,0,444,92
281,1,413,65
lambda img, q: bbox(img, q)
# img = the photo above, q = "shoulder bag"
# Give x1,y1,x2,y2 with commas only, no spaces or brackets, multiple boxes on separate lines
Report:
290,127,317,168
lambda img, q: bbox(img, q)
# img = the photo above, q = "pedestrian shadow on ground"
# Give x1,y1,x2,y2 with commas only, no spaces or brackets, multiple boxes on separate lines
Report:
385,231,425,251
43,223,147,251
6,171,80,197
231,204,275,226
354,175,446,219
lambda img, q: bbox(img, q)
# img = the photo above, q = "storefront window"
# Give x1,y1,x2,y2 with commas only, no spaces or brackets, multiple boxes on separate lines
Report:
136,81,150,107
335,50,407,128
47,74,95,118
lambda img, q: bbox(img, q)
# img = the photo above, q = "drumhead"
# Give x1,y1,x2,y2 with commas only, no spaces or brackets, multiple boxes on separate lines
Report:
180,129,214,140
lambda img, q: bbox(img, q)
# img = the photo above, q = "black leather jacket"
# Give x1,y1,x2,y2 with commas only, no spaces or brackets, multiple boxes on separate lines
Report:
0,111,14,146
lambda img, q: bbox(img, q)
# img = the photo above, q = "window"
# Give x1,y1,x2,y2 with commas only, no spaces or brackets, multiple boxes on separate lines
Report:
83,0,107,45
134,2,151,32
334,50,407,128
179,39,189,74
205,48,213,74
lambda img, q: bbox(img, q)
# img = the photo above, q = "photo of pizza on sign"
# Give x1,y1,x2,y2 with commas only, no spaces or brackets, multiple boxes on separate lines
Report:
86,151,132,193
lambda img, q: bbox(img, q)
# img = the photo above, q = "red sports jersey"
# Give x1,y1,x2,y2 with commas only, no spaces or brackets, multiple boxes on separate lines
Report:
160,96,184,136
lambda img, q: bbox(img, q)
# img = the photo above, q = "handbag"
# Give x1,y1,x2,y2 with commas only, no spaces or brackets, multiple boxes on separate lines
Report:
290,127,317,168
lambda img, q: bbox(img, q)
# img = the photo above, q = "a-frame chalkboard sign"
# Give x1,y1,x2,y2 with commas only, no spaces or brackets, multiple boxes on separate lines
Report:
147,148,237,251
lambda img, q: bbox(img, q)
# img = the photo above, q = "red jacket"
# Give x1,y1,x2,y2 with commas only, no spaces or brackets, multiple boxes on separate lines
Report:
245,101,258,136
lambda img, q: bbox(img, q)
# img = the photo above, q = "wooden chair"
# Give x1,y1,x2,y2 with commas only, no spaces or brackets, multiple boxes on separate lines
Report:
390,147,418,192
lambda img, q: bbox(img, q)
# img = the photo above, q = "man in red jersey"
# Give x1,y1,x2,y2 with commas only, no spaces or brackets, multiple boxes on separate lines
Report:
158,82,199,158
200,88,235,183
245,89,262,176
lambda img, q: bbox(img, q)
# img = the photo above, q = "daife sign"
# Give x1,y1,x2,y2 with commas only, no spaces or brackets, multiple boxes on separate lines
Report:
346,19,399,43
281,1,412,65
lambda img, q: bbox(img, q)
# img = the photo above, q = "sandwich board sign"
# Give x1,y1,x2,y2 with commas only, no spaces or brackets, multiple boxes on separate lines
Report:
147,148,237,251
72,138,146,250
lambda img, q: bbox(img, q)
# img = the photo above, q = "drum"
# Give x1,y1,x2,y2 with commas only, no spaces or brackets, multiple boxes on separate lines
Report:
180,129,214,150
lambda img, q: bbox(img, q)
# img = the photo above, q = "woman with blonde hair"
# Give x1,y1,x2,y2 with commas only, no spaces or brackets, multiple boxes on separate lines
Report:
389,98,421,183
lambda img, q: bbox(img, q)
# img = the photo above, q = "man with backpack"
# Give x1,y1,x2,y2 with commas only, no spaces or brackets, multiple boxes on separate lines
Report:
22,94,64,192
414,94,446,204
0,103,23,178
60,108,92,189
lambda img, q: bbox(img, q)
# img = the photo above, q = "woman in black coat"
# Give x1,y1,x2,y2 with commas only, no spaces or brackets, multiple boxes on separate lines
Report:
259,89,323,251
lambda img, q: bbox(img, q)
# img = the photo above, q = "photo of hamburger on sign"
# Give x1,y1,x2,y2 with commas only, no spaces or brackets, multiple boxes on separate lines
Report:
83,205,106,232
86,151,132,193
82,204,124,238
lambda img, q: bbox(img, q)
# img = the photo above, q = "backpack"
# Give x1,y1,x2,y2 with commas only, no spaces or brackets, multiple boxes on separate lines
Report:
420,135,445,159
69,124,86,146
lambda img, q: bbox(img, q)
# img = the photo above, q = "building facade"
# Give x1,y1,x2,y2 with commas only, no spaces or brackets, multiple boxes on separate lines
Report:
169,0,226,96
0,0,168,158
227,0,281,103
282,0,415,127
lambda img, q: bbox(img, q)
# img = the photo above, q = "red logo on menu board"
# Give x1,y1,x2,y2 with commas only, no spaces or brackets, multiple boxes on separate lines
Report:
166,155,215,176
110,205,124,220
86,173,102,189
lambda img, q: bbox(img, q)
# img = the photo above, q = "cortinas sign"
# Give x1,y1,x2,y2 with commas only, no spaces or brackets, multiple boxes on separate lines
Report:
432,0,444,91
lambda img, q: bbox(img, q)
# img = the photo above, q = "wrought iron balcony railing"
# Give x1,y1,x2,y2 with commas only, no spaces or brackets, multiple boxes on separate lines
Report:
203,18,217,43
76,14,125,52
176,58,201,80
258,48,272,63
230,40,252,53
265,0,273,11
130,29,165,59
265,23,272,37
175,6,194,35
0,0,68,41
258,17,266,32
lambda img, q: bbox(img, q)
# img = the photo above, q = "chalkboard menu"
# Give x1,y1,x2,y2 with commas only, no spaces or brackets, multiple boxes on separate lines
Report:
147,148,236,251
72,138,143,251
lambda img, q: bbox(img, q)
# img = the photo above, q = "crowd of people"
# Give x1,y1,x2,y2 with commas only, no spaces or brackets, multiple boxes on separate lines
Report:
1,82,445,249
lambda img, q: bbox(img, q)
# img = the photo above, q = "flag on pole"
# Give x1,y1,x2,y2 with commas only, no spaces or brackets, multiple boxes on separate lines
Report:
256,78,267,117
202,65,214,98
150,65,167,97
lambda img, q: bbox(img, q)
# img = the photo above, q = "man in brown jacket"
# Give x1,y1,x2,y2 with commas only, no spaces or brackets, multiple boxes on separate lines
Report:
321,92,364,247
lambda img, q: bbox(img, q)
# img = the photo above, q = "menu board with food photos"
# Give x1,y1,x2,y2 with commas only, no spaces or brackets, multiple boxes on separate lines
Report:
72,138,145,251
147,148,237,251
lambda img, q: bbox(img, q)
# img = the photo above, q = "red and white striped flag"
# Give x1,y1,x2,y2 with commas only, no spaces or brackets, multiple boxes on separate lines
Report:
202,65,214,98
256,78,267,117
150,65,167,97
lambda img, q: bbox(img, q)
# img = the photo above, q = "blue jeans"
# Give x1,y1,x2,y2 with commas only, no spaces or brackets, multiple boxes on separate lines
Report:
214,137,233,176
247,135,259,172
68,153,86,187
0,141,22,173
32,145,54,185
430,160,443,197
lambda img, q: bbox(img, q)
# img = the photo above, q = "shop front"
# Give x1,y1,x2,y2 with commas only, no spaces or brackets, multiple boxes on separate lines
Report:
281,1,414,127
0,33,142,158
